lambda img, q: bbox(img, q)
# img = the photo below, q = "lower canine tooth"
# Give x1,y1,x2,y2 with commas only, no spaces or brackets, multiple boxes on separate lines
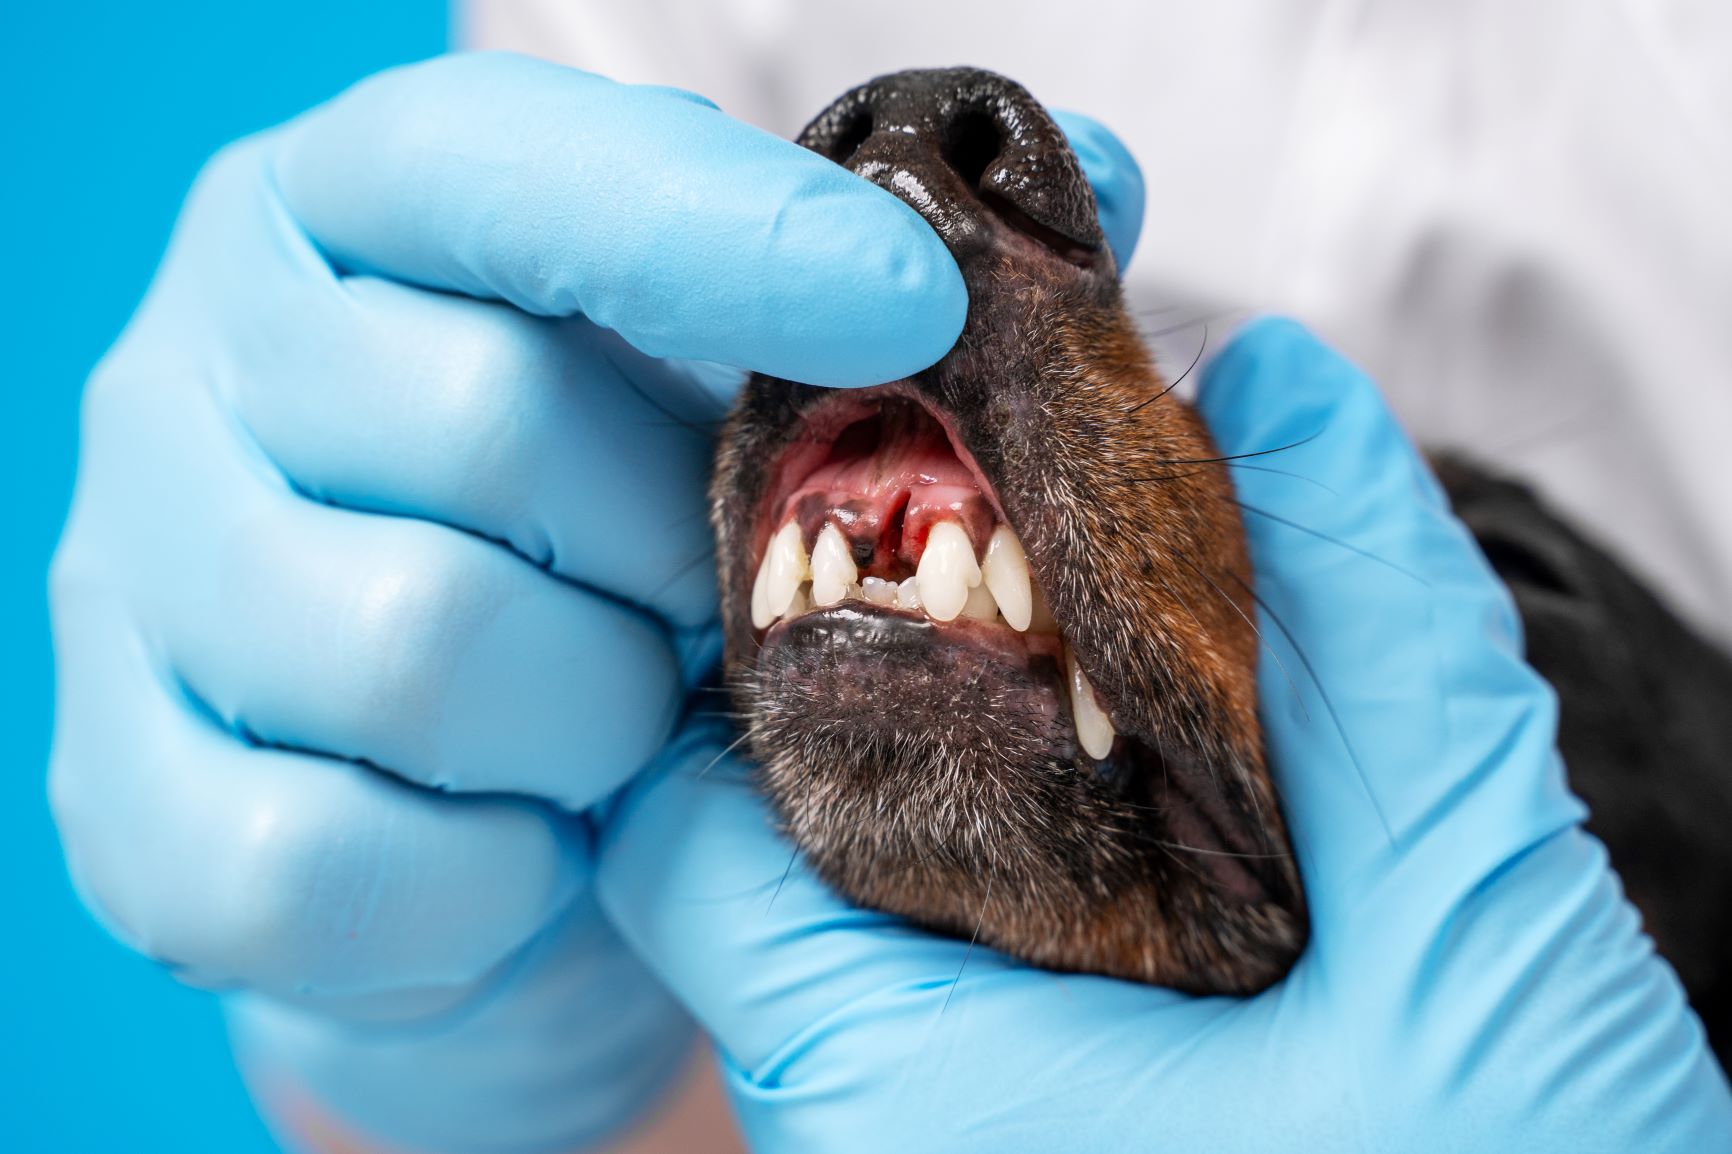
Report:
1065,647,1117,760
916,521,980,623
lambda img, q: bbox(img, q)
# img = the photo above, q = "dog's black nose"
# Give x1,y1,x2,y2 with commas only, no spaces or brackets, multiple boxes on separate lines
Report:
798,67,1106,269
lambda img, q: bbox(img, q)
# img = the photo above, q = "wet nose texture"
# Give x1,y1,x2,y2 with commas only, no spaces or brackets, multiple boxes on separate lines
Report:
798,67,1107,271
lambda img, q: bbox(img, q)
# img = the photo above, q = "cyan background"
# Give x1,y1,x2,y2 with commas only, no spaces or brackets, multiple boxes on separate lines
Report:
1,5,445,1149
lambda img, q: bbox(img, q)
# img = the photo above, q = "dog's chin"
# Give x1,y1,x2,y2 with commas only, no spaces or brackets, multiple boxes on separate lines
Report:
751,605,1077,864
745,601,1133,961
746,680,1306,995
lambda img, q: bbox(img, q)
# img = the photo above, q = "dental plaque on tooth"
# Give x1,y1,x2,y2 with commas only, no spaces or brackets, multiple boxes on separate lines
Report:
713,67,1306,999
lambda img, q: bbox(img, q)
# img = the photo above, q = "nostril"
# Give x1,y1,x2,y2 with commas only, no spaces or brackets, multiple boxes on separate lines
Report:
942,102,1102,270
827,108,875,168
982,193,1101,267
943,110,1003,191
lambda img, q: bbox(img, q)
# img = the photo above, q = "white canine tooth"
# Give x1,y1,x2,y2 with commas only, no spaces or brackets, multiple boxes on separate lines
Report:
915,521,981,623
897,576,922,611
960,581,999,621
786,583,812,617
862,576,899,606
1065,646,1117,760
809,523,858,607
750,548,775,629
763,520,810,620
981,525,1033,631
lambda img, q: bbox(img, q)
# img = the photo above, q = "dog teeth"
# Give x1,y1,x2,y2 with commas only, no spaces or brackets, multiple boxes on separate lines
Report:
1065,646,1116,759
752,517,1057,639
916,521,981,622
750,546,775,629
959,581,999,621
758,520,810,624
981,525,1032,631
862,576,899,606
752,516,1110,758
810,523,858,607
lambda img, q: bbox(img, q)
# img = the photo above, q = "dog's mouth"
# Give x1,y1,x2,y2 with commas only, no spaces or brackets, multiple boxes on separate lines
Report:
735,379,1284,920
746,387,1117,763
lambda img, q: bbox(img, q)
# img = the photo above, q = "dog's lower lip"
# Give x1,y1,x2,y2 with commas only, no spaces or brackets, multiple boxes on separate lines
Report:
757,601,1076,756
755,594,1123,766
763,600,1061,660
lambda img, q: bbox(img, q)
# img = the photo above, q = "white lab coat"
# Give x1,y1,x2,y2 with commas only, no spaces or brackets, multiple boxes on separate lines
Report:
463,0,1732,643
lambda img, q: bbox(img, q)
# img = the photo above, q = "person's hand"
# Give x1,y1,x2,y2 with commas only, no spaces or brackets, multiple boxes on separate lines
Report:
46,51,1145,1152
594,318,1732,1152
46,49,972,1153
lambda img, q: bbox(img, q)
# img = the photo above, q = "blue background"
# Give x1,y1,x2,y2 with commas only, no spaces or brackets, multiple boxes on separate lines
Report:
1,4,445,1149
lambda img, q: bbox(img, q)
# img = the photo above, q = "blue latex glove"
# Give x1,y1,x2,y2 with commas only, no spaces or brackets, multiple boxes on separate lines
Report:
47,51,1142,1152
594,319,1732,1152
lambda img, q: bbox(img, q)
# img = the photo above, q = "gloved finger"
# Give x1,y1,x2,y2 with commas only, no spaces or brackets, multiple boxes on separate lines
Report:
166,138,722,628
68,360,682,807
228,894,694,1154
1051,109,1146,272
1195,319,1584,926
275,52,967,388
47,582,582,1001
238,288,725,631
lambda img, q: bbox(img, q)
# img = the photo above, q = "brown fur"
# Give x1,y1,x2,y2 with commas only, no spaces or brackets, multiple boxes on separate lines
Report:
711,68,1305,993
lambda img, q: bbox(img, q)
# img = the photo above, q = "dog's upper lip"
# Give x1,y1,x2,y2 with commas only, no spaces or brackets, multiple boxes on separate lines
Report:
748,384,1006,573
745,386,1031,631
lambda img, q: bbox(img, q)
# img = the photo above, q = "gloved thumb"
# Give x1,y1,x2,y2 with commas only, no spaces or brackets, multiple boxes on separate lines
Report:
1195,318,1583,927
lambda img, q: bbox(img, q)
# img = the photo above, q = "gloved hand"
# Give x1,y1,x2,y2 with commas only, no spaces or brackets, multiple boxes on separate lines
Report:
47,51,1143,1152
594,319,1732,1152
